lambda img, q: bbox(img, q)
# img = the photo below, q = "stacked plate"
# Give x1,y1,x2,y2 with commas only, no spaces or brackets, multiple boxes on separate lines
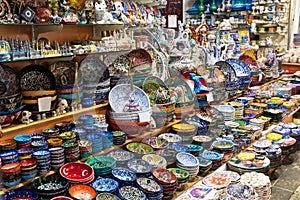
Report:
226,183,257,200
62,140,80,163
0,139,17,151
30,139,48,151
0,150,19,165
85,156,116,177
1,162,21,187
107,149,135,167
201,150,224,170
172,124,197,143
42,128,60,139
152,168,178,198
113,131,126,145
49,146,65,169
176,152,199,180
214,105,235,121
60,162,94,184
32,150,51,174
229,102,244,119
112,167,137,186
17,148,33,161
249,118,265,131
91,177,119,194
101,131,114,150
14,135,32,149
136,177,163,200
20,158,37,180
197,156,212,176
127,159,152,178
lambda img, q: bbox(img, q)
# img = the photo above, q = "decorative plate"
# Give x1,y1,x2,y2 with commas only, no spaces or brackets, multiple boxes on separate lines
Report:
109,55,130,76
142,76,168,95
167,168,189,181
215,61,237,83
192,135,212,143
197,156,212,167
253,140,272,149
187,187,218,199
119,186,146,200
226,183,256,199
237,152,255,161
136,177,162,193
49,61,76,87
0,0,11,19
226,58,250,76
59,162,94,181
79,56,108,83
176,152,199,167
201,150,223,161
142,154,167,169
126,142,154,155
203,174,232,189
152,168,177,184
127,158,152,174
213,171,240,182
91,178,119,193
158,133,182,143
107,150,135,162
85,156,116,171
18,64,56,91
4,189,38,200
212,139,234,150
0,64,19,97
126,48,152,66
109,84,150,112
142,137,169,149
96,193,121,200
228,156,270,170
112,167,136,182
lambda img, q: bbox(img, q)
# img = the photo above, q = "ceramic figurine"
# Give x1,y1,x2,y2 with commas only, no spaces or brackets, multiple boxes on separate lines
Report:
205,4,210,13
20,111,33,124
95,0,122,24
198,0,205,14
123,98,142,112
112,1,130,25
266,36,272,46
50,10,62,23
56,98,68,115
226,0,232,12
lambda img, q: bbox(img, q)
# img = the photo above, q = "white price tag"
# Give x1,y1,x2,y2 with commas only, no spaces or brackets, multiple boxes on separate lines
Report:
138,112,151,123
38,96,52,112
168,15,177,28
206,92,214,102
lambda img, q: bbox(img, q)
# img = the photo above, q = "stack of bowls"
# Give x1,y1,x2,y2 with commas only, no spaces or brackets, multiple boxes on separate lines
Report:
107,149,135,167
14,135,32,149
94,69,111,103
72,128,87,140
32,174,70,198
108,84,151,137
127,158,152,178
136,177,163,200
60,162,95,184
0,64,24,127
0,139,17,151
79,115,94,126
152,168,178,198
86,133,103,154
167,168,190,191
85,156,116,177
151,101,176,128
0,150,19,165
91,178,119,194
1,162,21,187
172,124,196,143
197,156,212,176
229,101,244,119
118,186,147,200
101,131,114,149
43,128,60,139
212,139,235,162
79,140,92,158
47,138,63,148
113,131,126,145
32,150,51,174
192,135,213,150
176,152,199,181
30,133,48,150
20,158,37,180
112,167,137,186
201,150,224,169
49,146,65,169
214,105,235,121
62,140,80,163
155,149,178,164
17,148,33,160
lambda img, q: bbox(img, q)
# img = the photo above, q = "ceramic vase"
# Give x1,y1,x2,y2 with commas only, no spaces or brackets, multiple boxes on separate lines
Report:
199,0,205,14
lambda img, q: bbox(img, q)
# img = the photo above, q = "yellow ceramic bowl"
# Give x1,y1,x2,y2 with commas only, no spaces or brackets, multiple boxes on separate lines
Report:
267,133,282,141
172,124,196,133
270,97,282,105
237,152,255,161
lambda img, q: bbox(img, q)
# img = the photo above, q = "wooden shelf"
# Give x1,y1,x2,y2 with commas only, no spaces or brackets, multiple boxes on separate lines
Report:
1,102,109,140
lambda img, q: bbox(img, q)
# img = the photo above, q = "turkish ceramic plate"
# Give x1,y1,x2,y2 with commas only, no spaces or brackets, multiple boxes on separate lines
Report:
142,76,167,95
152,168,177,184
213,171,240,182
226,58,250,76
226,183,256,199
0,0,11,19
215,61,237,83
49,61,76,87
228,156,270,170
237,152,255,161
69,184,97,200
136,177,162,193
176,152,199,167
167,168,189,181
158,133,183,143
142,154,167,169
0,64,19,97
112,167,136,182
79,56,108,83
59,162,94,182
253,140,272,149
126,48,152,66
127,158,152,174
119,186,146,200
91,178,119,193
201,150,223,161
212,139,234,150
18,64,56,91
192,135,212,143
107,149,135,162
109,55,130,76
187,187,218,199
109,84,150,112
96,193,121,200
165,76,194,103
142,137,169,149
203,174,232,189
126,142,154,155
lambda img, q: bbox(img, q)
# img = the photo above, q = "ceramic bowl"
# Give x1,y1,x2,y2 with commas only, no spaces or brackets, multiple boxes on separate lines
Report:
197,156,213,168
126,142,154,155
0,92,23,112
14,135,32,144
60,162,94,182
96,193,121,200
176,152,199,167
212,139,234,150
4,188,38,200
118,186,147,200
109,84,150,113
91,178,119,193
226,183,256,199
32,174,69,195
69,184,97,200
107,150,135,163
158,133,183,144
142,154,167,169
0,105,25,127
237,152,255,161
152,168,177,185
201,150,223,161
0,150,18,161
1,162,21,173
167,168,189,181
172,124,196,133
32,150,51,159
85,156,116,171
51,196,74,200
136,177,163,195
142,136,169,150
127,158,152,175
112,167,137,183
3,178,21,187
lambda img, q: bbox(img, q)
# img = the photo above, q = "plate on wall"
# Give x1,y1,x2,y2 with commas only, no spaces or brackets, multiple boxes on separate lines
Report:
79,56,108,83
215,61,237,83
18,64,56,91
225,58,250,77
49,61,76,87
0,64,19,96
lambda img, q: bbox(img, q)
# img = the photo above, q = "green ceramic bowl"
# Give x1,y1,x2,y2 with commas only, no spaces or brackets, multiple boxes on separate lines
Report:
167,168,189,181
85,156,116,170
126,142,154,155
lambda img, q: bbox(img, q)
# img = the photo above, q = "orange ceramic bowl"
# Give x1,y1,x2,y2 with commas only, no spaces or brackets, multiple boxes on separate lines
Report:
69,184,96,200
1,162,21,173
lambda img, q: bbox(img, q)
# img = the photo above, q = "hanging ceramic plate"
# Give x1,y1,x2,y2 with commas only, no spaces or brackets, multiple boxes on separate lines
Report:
165,75,194,102
18,64,56,91
49,61,76,87
225,58,250,77
215,61,237,83
142,76,167,95
79,56,108,83
0,64,19,97
126,48,152,66
109,55,131,76
0,0,11,19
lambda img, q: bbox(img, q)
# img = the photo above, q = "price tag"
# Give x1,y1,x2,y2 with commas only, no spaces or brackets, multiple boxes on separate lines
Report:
38,96,52,112
206,92,214,102
138,112,151,123
168,15,177,28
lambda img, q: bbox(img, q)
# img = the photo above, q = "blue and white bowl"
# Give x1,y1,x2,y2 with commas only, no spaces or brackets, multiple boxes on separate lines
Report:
91,177,119,193
112,167,137,185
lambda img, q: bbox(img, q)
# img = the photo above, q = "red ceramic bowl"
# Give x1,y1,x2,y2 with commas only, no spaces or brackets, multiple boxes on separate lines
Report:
69,184,97,200
152,168,177,185
1,162,21,173
20,158,36,168
60,162,94,182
